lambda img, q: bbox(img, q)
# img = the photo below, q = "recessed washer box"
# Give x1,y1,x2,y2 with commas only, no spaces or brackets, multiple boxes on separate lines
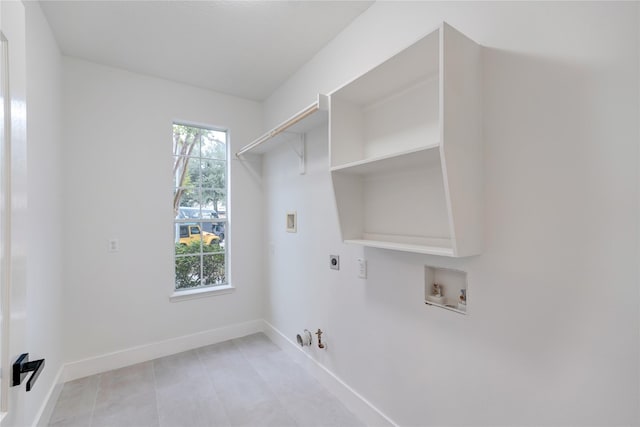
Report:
425,265,467,315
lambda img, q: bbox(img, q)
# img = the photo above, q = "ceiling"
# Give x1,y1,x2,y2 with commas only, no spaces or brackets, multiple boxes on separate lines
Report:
39,1,373,101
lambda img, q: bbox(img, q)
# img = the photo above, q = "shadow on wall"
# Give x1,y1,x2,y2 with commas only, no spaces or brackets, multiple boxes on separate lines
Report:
474,47,637,424
233,153,263,189
360,46,616,369
345,46,636,424
481,47,605,328
480,47,635,367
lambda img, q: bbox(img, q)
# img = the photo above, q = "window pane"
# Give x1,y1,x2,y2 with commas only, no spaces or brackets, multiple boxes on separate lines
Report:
208,221,226,242
198,222,221,247
175,222,202,251
200,159,225,192
202,188,226,214
175,188,202,219
174,156,201,189
203,230,224,251
175,254,201,289
201,208,219,220
200,220,217,234
203,253,225,286
201,132,226,160
173,124,202,157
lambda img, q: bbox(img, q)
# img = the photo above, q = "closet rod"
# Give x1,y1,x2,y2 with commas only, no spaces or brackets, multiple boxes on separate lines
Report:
235,102,319,158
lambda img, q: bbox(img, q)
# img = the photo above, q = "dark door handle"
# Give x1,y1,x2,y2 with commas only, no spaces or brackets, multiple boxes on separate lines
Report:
12,353,45,391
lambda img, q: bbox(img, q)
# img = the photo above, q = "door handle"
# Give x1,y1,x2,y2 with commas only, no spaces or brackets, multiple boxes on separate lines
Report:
12,353,45,391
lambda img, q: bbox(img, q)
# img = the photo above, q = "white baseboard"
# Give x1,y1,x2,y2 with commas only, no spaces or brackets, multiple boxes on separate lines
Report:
32,364,64,427
261,320,397,427
56,319,395,427
62,319,263,382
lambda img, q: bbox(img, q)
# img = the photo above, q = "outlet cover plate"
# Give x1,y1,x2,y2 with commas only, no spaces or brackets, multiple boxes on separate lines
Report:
329,255,340,270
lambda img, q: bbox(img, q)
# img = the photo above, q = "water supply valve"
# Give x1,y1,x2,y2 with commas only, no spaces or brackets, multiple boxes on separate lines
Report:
296,329,313,347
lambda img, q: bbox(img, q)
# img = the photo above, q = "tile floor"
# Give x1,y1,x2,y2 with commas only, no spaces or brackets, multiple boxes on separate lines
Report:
48,333,364,427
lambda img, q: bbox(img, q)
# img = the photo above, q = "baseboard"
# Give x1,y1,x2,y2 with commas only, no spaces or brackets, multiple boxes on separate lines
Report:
261,320,397,427
32,364,64,427
63,319,263,382
58,319,395,426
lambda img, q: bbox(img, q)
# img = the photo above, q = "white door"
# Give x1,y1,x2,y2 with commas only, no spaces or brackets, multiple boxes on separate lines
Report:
0,1,28,425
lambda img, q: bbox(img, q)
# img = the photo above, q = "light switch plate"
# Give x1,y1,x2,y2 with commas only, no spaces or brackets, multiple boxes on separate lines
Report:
357,258,367,279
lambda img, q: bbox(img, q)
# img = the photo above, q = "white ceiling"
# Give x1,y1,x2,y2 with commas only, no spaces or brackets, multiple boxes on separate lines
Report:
39,1,373,101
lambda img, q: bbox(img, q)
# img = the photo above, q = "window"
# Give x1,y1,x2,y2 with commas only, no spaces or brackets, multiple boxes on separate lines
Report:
173,123,228,291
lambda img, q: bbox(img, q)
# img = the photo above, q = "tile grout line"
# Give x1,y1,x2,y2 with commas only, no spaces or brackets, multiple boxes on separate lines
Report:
230,338,268,423
88,373,101,427
229,336,298,425
239,333,365,427
194,346,234,426
50,334,362,427
233,335,302,426
151,359,161,427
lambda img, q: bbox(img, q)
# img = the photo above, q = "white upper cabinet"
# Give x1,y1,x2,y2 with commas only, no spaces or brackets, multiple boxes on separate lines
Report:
329,23,482,257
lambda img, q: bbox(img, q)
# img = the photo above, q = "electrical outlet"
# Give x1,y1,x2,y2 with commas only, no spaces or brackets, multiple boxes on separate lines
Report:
357,258,367,279
329,255,339,270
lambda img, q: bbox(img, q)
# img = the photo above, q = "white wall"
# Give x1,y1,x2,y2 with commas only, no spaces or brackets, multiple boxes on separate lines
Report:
24,2,64,424
61,58,264,364
263,2,639,425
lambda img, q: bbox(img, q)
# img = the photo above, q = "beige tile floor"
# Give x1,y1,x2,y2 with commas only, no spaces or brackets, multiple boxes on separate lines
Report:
48,333,364,427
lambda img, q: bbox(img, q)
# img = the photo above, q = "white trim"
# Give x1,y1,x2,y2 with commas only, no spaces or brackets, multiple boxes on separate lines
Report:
174,218,227,224
637,2,640,417
62,319,262,382
170,284,235,302
32,365,64,427
261,320,397,427
53,319,395,426
0,30,12,415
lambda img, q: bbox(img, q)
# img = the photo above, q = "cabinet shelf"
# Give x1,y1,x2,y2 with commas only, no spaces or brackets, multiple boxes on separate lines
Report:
345,239,454,257
329,22,482,257
330,144,440,175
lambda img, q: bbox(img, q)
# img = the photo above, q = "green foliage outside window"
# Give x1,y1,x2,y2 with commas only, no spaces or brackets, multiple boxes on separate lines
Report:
175,242,225,289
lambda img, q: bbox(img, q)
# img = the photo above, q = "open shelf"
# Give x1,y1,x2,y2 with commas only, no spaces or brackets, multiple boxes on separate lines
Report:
330,144,440,175
330,72,439,168
345,239,454,257
332,158,452,255
329,22,482,257
236,94,328,157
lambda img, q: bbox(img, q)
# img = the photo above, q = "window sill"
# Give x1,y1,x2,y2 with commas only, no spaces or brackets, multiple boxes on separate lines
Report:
170,284,235,302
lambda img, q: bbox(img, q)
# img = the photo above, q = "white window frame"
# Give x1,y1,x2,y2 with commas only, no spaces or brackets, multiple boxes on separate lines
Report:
170,122,233,301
